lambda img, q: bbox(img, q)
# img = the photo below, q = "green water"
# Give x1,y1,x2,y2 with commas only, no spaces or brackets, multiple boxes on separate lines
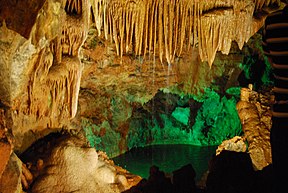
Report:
112,144,217,181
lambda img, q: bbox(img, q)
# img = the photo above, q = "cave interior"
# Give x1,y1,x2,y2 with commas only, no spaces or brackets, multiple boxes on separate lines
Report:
0,0,287,193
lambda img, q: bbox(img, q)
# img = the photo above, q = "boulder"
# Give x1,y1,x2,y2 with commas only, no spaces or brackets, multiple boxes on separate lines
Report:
31,136,129,193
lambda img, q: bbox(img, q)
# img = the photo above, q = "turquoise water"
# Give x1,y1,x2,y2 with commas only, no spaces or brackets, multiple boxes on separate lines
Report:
112,144,217,181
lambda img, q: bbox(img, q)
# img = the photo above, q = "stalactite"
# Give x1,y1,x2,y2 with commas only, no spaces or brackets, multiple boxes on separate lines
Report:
61,25,85,57
158,1,164,63
177,1,186,56
138,2,145,56
168,1,174,62
163,1,169,63
65,0,82,15
143,1,150,57
92,0,104,36
91,0,279,66
148,0,155,56
174,1,179,56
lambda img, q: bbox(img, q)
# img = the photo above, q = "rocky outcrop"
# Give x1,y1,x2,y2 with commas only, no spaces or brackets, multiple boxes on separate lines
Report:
215,85,272,171
236,86,272,170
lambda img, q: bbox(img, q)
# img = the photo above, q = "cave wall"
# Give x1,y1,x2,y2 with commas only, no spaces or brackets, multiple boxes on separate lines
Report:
78,29,274,157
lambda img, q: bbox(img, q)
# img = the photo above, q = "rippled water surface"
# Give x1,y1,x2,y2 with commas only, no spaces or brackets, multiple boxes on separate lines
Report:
112,144,217,180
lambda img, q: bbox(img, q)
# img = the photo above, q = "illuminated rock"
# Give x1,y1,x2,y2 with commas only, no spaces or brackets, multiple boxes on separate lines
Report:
0,0,280,154
0,0,90,152
236,87,272,170
0,109,12,179
0,153,23,193
91,0,277,66
30,137,135,193
216,136,247,155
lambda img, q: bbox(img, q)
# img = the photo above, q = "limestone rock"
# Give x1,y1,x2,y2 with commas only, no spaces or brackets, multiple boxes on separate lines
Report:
0,0,281,156
91,0,278,66
216,136,247,156
236,87,272,170
0,0,46,39
31,137,131,193
96,164,116,184
0,109,12,179
0,0,91,153
0,153,23,193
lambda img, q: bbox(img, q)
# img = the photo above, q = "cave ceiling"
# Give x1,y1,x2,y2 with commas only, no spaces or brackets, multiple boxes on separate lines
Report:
0,0,282,152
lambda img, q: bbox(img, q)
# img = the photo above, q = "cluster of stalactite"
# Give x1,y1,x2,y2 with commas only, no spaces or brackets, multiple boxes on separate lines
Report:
46,57,82,119
61,25,86,56
17,48,81,126
14,0,90,123
91,0,278,66
65,0,82,15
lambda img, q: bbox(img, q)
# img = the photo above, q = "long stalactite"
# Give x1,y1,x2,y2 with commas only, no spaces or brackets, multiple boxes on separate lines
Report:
91,0,278,66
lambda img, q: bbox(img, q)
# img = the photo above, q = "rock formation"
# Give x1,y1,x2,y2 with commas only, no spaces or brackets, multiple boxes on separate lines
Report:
236,86,272,170
216,136,247,155
0,0,90,152
0,0,280,153
0,153,24,193
0,109,13,181
29,136,139,193
0,0,284,192
91,0,277,66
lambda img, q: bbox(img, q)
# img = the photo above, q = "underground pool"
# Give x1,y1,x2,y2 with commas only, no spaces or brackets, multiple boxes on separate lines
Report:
112,144,217,181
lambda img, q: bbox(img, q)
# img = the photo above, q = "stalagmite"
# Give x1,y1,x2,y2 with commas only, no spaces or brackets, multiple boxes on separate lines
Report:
91,0,280,66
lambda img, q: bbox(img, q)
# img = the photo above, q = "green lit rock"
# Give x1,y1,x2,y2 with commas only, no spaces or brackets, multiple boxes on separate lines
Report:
226,87,241,97
82,118,122,157
192,89,242,145
126,88,242,148
172,107,190,126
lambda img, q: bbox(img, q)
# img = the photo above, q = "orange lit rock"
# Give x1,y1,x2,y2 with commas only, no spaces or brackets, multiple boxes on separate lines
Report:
0,109,12,179
0,153,23,193
0,0,91,153
216,136,247,156
30,136,139,193
0,0,280,154
236,87,272,170
91,0,278,66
